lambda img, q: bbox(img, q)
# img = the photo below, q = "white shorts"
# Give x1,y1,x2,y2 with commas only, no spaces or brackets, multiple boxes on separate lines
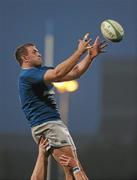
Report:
31,120,76,150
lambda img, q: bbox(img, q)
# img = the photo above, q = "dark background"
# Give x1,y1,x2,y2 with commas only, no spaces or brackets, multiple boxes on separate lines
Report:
0,0,137,179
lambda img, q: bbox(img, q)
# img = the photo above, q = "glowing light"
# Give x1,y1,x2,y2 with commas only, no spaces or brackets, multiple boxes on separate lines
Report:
53,80,79,93
65,80,79,92
53,82,66,93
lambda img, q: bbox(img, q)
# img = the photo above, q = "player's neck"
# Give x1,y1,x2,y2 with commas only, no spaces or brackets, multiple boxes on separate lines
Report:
21,64,41,69
21,64,32,69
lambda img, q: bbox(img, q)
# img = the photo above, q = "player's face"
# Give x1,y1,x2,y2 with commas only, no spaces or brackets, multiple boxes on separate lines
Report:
26,46,42,67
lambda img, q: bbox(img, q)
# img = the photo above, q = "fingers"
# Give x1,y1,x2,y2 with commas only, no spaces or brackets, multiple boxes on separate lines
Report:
86,38,92,44
81,34,108,47
59,154,78,168
42,138,48,145
100,43,108,49
78,33,108,54
39,135,49,148
87,41,107,50
83,32,90,42
93,37,108,50
100,41,108,53
59,155,70,166
100,49,107,53
60,155,69,160
86,45,93,49
100,40,106,46
38,134,45,144
59,155,70,162
79,32,91,44
93,36,100,46
79,38,92,44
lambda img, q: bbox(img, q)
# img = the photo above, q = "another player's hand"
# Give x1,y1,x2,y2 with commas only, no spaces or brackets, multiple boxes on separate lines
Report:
59,155,78,168
78,33,92,53
38,135,49,155
88,36,108,58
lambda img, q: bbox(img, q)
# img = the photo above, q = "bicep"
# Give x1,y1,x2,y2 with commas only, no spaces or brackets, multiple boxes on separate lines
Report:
44,69,60,82
52,66,80,82
44,65,80,82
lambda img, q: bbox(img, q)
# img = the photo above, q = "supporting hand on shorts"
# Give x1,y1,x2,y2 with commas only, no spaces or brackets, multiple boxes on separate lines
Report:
38,135,50,155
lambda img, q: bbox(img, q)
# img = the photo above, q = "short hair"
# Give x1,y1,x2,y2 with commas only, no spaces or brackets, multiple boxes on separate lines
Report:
15,43,35,65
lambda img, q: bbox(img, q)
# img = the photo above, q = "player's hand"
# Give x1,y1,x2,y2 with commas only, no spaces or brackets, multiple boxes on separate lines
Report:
88,36,108,58
78,33,92,53
38,135,50,154
59,155,78,168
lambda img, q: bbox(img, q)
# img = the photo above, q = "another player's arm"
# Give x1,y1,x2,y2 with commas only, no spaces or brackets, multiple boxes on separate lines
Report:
55,36,108,82
59,155,88,180
44,33,91,83
31,137,49,180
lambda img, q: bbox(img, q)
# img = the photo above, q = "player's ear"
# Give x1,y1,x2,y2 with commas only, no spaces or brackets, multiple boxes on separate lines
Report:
21,55,29,62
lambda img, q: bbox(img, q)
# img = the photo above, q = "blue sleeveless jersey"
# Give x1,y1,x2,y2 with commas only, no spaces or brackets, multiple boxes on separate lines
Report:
18,66,61,127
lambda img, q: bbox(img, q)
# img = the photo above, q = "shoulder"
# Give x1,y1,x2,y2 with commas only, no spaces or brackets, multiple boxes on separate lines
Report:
19,66,54,84
19,68,36,79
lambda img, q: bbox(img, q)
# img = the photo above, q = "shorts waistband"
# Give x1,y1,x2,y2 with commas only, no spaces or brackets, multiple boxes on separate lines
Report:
31,119,62,131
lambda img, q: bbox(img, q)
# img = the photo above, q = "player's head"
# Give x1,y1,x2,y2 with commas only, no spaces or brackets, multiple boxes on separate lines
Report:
15,43,42,67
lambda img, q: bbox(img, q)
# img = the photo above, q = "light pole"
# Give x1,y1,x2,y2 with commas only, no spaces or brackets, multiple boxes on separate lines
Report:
44,20,54,180
53,80,79,179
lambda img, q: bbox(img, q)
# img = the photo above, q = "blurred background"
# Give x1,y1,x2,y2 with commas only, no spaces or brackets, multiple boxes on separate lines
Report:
0,0,137,179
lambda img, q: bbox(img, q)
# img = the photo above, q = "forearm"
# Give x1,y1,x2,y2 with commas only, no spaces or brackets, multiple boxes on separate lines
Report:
74,173,88,180
58,53,95,81
31,153,47,180
74,53,95,78
53,54,95,82
54,49,84,78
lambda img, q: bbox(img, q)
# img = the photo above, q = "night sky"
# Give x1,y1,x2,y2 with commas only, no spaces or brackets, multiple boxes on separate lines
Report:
0,0,137,135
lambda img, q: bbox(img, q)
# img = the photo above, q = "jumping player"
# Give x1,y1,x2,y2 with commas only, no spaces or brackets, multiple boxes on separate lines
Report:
15,33,107,180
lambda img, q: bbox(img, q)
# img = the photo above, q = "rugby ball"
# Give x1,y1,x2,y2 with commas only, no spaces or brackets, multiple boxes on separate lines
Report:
101,19,124,42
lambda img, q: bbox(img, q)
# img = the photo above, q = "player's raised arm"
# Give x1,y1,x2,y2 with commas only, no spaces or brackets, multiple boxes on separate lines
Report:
54,36,108,82
59,155,88,180
44,33,91,83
